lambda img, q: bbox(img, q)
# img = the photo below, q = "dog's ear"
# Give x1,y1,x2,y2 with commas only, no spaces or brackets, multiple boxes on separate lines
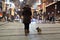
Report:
36,27,39,30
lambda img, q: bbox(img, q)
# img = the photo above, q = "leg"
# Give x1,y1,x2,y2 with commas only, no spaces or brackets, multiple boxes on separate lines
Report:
24,23,29,36
24,23,29,33
26,23,29,33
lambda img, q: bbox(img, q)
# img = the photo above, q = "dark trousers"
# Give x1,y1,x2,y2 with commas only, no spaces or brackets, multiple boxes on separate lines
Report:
24,23,29,30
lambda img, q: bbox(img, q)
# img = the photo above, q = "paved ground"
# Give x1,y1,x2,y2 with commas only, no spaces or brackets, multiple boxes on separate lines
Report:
0,22,60,40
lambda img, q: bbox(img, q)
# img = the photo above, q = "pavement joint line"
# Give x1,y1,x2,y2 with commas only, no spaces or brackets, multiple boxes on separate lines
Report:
0,28,24,30
0,22,9,26
0,33,60,37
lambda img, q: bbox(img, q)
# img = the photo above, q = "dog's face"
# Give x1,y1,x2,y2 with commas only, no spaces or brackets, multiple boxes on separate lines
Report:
36,27,39,30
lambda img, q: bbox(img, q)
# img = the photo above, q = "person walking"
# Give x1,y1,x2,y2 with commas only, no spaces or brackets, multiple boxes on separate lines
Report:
22,5,32,35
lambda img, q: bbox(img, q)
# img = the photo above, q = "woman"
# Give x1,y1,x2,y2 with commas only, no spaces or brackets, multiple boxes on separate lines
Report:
22,5,32,35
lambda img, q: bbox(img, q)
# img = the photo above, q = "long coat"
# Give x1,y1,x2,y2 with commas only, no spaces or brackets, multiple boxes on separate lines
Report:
22,6,32,24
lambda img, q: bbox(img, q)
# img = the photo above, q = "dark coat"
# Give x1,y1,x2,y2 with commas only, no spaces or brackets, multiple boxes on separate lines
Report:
22,6,32,24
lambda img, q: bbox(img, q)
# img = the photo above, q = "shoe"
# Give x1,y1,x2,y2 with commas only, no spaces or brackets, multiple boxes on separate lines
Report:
25,29,29,36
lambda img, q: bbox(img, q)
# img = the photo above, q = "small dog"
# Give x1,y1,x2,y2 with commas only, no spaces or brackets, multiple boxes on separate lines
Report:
36,27,41,34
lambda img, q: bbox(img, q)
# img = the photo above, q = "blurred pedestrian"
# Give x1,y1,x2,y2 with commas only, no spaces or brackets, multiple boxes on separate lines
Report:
11,15,14,22
50,12,55,23
15,14,20,22
22,5,32,35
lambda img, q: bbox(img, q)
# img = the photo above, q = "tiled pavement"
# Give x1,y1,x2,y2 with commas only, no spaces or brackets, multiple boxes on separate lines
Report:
0,22,60,40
